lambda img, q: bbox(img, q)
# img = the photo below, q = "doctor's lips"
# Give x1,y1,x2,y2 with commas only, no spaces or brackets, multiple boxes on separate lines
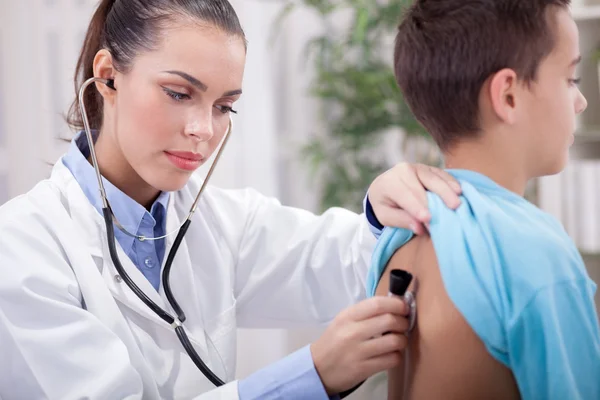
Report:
164,151,205,171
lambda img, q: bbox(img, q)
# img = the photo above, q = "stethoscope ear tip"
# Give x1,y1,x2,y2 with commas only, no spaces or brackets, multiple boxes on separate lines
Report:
106,79,116,91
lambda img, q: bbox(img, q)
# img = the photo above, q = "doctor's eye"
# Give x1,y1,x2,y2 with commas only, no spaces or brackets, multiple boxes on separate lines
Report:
215,105,237,114
568,77,581,87
162,87,191,101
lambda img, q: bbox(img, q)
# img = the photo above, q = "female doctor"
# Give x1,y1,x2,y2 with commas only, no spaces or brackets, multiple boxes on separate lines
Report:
0,1,462,399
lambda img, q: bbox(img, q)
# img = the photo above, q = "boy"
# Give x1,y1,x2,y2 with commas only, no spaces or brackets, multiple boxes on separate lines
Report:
367,1,600,399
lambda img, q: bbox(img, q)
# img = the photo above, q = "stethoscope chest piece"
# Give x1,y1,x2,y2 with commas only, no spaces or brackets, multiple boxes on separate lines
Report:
388,269,417,334
404,290,417,333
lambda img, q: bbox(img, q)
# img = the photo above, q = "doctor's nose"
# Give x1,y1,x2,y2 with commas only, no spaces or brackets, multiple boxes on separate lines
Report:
184,118,214,142
575,88,587,115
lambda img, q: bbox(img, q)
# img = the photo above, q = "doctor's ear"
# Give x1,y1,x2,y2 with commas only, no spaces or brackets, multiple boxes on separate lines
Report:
93,49,118,101
488,68,520,125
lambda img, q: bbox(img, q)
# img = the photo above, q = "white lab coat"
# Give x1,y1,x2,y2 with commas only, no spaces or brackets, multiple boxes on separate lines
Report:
0,160,376,400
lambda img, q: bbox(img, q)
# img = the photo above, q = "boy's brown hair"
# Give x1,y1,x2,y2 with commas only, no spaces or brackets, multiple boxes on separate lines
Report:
394,0,571,150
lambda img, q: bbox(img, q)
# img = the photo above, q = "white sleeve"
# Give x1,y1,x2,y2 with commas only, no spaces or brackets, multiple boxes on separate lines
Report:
212,187,377,329
0,208,242,400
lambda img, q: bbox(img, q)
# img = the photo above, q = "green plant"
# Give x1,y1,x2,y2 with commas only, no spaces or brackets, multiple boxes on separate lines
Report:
277,0,434,212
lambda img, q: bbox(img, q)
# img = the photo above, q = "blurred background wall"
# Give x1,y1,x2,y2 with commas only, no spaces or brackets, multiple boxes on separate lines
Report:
0,1,599,398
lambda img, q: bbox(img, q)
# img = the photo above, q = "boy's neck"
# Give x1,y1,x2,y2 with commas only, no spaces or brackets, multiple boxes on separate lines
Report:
443,139,530,196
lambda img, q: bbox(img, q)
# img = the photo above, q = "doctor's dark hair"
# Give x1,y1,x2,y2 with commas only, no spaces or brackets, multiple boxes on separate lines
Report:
393,0,571,150
66,0,245,131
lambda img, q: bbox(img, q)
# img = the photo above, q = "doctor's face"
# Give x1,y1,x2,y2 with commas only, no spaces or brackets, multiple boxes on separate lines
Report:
103,24,246,195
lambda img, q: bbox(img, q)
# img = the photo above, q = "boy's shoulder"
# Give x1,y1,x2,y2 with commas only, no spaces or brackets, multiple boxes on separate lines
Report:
428,170,586,290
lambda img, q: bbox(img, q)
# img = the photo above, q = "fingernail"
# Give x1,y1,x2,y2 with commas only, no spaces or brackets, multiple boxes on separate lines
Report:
409,223,418,233
418,210,430,221
452,182,462,192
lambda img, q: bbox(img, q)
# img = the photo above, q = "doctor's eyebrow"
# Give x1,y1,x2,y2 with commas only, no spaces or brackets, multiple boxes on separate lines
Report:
164,70,207,91
163,70,242,97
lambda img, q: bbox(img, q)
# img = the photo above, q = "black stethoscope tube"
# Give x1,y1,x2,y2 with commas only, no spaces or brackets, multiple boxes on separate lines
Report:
102,207,225,387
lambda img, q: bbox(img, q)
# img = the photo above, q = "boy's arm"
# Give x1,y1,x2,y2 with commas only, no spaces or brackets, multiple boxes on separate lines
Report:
508,280,600,400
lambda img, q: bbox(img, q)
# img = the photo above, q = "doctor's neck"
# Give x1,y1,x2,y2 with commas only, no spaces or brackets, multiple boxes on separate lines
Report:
93,127,162,210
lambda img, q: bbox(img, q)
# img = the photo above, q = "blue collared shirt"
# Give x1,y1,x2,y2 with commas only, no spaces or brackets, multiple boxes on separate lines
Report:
62,132,169,291
62,131,359,399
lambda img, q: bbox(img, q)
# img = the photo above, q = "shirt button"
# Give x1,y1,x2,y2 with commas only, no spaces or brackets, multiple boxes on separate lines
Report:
144,257,154,268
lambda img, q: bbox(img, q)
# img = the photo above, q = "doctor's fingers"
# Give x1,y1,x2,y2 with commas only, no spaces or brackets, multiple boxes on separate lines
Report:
358,332,408,359
388,163,430,220
357,351,404,378
375,208,427,236
346,296,408,322
414,164,462,209
358,312,410,340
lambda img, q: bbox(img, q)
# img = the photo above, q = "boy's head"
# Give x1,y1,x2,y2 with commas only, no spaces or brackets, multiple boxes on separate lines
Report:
394,0,587,177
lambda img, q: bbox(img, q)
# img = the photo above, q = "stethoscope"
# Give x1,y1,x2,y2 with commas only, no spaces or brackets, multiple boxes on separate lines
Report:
79,76,230,387
79,76,380,397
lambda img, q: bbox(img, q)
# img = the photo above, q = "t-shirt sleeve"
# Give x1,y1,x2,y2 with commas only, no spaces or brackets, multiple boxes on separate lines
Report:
507,279,600,400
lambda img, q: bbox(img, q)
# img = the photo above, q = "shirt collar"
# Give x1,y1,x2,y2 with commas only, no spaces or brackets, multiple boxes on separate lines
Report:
446,169,523,202
62,131,170,251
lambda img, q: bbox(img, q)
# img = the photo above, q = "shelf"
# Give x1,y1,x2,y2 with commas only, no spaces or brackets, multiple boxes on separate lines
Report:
571,130,600,160
572,5,600,21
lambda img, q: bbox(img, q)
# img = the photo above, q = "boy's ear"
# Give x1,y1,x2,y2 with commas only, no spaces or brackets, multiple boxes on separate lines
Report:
488,68,519,125
92,49,117,104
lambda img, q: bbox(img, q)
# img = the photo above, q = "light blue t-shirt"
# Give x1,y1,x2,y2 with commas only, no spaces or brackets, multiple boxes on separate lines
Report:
366,169,600,400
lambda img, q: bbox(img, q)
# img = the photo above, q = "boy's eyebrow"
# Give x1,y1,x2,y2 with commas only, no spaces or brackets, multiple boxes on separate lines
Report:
569,55,582,67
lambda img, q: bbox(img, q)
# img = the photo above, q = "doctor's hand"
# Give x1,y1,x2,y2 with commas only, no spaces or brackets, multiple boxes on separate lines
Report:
368,162,462,235
310,296,409,396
